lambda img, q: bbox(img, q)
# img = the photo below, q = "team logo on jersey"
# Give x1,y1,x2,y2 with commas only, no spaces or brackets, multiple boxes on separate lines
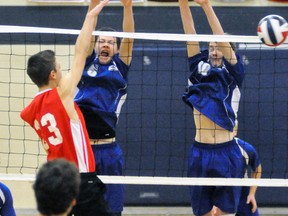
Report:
108,64,119,71
108,61,119,71
198,61,210,76
87,64,98,77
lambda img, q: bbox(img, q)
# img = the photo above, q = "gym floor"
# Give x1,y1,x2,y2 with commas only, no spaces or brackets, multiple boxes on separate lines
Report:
15,206,288,216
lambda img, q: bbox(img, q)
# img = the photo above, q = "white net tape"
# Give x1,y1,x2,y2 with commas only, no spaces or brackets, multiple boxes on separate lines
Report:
1,174,288,187
0,25,261,43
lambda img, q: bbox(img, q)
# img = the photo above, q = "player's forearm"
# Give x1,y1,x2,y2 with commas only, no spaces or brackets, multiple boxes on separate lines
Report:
75,14,97,57
249,165,262,197
201,2,224,35
119,3,134,65
202,2,237,63
87,0,100,56
123,5,134,34
178,0,199,57
253,165,262,179
178,0,196,35
71,14,97,87
73,0,108,84
249,186,257,196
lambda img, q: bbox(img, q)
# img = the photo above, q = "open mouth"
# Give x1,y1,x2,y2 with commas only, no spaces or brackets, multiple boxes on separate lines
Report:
100,50,109,57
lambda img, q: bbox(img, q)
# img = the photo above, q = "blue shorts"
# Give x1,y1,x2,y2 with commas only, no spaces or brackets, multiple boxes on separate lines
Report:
92,142,124,213
236,187,259,216
187,139,246,216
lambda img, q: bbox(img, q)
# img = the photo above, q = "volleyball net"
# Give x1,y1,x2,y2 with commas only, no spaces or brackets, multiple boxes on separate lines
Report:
0,25,288,191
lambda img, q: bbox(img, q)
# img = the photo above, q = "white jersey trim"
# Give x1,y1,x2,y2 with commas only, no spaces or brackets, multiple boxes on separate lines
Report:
70,120,89,173
0,188,5,205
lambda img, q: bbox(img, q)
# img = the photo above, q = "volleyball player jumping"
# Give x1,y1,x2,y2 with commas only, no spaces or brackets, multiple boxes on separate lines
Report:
178,0,246,215
20,1,112,215
74,0,134,215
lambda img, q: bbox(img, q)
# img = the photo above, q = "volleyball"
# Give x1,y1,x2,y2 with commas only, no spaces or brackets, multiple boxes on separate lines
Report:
257,15,288,46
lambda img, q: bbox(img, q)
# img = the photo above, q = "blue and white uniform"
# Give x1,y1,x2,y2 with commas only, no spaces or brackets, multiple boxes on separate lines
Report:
75,50,130,214
183,50,246,216
183,50,245,132
75,51,129,139
0,182,16,216
235,138,261,216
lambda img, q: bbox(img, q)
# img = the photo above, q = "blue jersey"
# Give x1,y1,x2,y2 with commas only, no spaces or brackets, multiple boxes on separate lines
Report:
75,51,130,139
182,50,245,131
0,182,16,216
235,138,261,216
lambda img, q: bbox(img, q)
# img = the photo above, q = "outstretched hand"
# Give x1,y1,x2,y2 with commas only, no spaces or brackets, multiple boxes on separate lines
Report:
194,0,210,6
90,0,100,3
88,0,109,17
120,0,133,7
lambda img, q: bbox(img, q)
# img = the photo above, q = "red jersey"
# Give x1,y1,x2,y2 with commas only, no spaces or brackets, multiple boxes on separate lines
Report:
20,88,95,173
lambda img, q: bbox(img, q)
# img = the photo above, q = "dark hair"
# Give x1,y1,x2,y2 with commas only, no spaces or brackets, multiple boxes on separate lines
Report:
27,50,56,88
96,27,121,49
33,159,80,215
229,42,237,52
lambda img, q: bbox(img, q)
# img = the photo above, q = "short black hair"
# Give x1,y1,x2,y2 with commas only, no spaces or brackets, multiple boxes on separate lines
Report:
96,27,121,49
27,50,56,88
34,159,80,215
229,42,237,52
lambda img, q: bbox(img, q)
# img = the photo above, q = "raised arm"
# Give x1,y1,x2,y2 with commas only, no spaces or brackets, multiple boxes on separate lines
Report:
195,0,237,65
178,0,200,58
58,0,109,113
119,0,134,66
247,164,262,213
87,0,101,56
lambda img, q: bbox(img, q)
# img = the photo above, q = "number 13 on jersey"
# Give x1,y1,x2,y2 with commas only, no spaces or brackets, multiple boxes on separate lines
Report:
34,113,63,147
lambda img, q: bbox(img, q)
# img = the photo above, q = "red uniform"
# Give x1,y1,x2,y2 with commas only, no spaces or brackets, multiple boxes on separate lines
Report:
20,88,95,173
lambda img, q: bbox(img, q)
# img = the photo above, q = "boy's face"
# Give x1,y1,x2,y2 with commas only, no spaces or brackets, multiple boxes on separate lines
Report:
95,35,118,64
208,42,224,68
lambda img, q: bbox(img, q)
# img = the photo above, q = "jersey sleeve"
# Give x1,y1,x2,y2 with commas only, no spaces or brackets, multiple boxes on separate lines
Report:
223,53,245,88
0,183,16,216
113,53,130,80
237,138,261,171
247,146,261,172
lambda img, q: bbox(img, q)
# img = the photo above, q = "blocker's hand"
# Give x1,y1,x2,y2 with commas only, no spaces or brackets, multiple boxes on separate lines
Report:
88,0,109,17
120,0,133,7
194,0,210,6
